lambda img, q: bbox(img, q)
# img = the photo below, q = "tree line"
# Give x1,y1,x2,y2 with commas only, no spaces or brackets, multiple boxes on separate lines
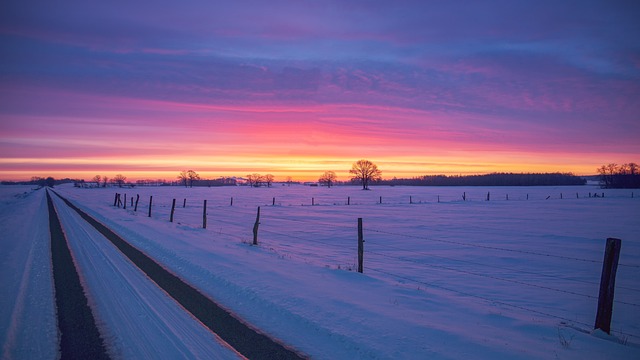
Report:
380,173,586,187
597,163,639,189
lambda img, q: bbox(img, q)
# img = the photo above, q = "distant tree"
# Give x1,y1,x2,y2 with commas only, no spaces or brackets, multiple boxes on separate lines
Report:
247,173,263,187
92,175,101,187
102,176,108,188
187,170,200,187
597,162,640,188
178,170,200,187
286,176,293,186
31,176,45,188
264,174,274,187
319,171,337,188
112,174,127,188
178,170,188,187
349,159,381,190
45,177,55,188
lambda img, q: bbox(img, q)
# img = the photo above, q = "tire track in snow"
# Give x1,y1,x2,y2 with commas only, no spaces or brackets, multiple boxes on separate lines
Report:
50,190,305,360
46,190,110,359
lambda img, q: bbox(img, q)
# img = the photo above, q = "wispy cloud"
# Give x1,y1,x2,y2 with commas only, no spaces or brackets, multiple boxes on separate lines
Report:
1,1,639,180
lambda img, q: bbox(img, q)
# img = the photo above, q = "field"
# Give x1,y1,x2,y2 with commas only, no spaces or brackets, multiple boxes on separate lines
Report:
1,183,639,359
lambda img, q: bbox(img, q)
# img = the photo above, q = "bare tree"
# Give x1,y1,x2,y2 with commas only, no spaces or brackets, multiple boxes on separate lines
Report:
178,170,188,187
349,159,381,190
102,176,108,188
92,175,101,187
246,173,263,187
177,170,200,187
319,171,337,188
112,174,127,188
286,176,293,186
187,170,200,187
264,174,274,187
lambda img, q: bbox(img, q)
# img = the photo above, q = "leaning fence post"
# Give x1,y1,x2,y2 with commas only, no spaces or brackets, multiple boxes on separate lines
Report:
202,200,207,229
357,218,364,273
594,238,622,334
123,193,127,209
170,198,176,222
134,194,140,212
252,206,261,245
148,196,153,217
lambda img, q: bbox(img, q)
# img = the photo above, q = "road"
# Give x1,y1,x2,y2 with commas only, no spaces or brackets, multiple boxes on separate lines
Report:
47,189,304,359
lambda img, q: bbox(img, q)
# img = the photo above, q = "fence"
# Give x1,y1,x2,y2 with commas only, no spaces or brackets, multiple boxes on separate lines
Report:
109,191,640,341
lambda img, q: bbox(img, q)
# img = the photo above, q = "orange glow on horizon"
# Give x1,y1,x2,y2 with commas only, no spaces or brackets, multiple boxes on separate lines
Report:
1,88,637,183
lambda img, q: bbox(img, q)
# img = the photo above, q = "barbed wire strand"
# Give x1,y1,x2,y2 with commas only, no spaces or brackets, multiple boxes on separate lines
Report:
365,239,640,293
365,266,640,339
368,228,640,269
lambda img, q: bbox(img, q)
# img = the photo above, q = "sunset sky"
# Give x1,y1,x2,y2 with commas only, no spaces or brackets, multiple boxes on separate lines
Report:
1,1,639,182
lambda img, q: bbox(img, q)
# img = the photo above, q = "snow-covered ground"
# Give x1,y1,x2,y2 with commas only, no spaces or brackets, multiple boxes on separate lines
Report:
2,183,639,359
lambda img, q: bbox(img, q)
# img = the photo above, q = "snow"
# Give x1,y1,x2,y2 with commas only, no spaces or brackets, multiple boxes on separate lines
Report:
2,184,639,359
49,193,240,359
0,186,57,360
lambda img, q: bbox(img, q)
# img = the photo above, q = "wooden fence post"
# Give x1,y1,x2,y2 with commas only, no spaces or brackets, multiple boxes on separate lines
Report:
134,194,140,212
114,193,118,207
561,193,563,199
438,195,440,203
312,197,315,206
148,196,153,217
202,200,207,229
131,197,133,207
230,197,233,206
347,196,350,205
410,196,412,204
183,198,186,208
486,192,490,201
123,194,127,209
252,206,261,245
379,196,382,204
170,199,176,223
357,218,364,273
506,194,509,201
462,192,466,201
272,197,275,206
594,238,622,334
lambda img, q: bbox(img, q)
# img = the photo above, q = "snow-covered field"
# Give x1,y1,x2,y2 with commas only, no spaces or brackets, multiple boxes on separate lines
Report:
2,183,639,359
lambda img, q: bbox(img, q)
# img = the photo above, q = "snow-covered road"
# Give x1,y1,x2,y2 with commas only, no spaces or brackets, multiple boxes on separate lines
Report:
3,184,640,359
50,190,243,359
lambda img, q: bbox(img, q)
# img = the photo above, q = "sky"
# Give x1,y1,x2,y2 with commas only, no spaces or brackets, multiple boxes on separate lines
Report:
1,1,639,182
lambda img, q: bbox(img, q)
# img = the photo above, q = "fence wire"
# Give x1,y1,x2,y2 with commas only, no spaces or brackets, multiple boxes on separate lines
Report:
107,192,640,339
